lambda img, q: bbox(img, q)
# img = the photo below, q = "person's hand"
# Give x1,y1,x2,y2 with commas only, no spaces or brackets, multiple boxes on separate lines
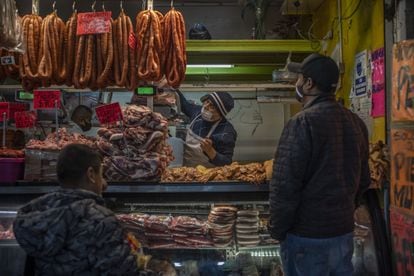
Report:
200,138,216,160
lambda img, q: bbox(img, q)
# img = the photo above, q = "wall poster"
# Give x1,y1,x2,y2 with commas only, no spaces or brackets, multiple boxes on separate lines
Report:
392,40,414,121
371,48,385,117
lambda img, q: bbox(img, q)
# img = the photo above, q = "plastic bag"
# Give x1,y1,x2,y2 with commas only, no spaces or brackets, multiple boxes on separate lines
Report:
0,0,24,53
189,23,212,40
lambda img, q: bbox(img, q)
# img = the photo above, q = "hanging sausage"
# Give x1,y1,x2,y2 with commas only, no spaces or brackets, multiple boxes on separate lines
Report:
38,12,67,86
136,9,164,82
113,10,135,90
163,8,186,88
65,12,77,87
20,15,42,91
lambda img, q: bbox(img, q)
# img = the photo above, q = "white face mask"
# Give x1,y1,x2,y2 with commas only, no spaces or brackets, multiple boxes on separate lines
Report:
201,107,215,122
295,85,304,102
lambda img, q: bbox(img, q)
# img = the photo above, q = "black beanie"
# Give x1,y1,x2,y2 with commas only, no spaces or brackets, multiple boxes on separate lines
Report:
201,92,234,117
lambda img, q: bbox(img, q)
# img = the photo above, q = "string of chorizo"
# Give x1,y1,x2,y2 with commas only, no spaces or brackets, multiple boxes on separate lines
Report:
38,12,66,85
136,10,164,82
113,11,135,90
163,8,186,88
20,15,42,91
65,12,77,86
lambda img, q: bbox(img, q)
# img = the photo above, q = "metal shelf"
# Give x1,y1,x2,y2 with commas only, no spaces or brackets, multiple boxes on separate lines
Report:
186,40,319,53
0,181,269,195
0,240,18,247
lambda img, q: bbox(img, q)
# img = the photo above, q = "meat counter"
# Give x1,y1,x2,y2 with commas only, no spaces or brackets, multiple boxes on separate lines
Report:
0,182,390,275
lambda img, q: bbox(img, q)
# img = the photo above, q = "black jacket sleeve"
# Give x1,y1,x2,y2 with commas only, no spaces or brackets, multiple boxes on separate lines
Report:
269,115,311,241
177,90,201,119
210,130,236,166
355,121,371,207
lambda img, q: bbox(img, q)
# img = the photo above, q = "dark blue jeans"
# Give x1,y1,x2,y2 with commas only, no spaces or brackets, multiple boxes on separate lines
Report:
280,232,354,276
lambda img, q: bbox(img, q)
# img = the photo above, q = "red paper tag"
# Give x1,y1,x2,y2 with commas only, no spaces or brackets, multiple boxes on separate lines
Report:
128,31,137,50
0,103,9,122
33,90,61,109
95,103,123,124
77,11,112,35
14,111,36,128
0,102,26,122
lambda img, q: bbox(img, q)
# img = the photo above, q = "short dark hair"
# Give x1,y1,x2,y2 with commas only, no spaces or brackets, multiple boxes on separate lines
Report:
70,105,93,121
57,144,102,185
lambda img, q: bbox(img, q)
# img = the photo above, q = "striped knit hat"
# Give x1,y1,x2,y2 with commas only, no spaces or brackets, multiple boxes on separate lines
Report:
201,92,234,117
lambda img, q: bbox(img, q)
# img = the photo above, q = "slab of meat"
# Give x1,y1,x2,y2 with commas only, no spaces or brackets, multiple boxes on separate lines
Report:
118,213,214,249
154,92,176,106
208,206,237,247
26,128,96,150
97,105,173,182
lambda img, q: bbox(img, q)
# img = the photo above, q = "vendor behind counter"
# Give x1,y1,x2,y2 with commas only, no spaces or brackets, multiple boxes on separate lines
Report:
177,90,237,168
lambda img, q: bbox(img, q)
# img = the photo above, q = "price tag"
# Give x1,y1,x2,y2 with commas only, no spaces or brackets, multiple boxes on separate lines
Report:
77,11,112,35
95,103,123,125
14,111,36,128
0,103,9,121
9,103,26,119
128,32,137,50
33,90,61,109
0,102,26,121
1,56,15,65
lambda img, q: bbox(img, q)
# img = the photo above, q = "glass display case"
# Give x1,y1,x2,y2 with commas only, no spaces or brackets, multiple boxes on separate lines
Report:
0,183,390,276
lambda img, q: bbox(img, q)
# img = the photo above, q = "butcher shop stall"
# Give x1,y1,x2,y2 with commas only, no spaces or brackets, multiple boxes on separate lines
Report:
0,0,390,275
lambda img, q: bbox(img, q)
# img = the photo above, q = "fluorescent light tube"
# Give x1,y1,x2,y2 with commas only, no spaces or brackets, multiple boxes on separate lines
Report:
187,64,234,68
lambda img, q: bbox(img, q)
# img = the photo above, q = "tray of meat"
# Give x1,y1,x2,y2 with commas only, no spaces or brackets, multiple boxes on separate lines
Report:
0,148,24,158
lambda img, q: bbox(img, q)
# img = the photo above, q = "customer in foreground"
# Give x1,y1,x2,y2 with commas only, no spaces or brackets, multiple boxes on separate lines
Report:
14,144,138,275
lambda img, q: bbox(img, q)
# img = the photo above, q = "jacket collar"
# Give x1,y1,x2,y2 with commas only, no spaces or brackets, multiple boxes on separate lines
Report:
58,188,105,205
303,94,336,110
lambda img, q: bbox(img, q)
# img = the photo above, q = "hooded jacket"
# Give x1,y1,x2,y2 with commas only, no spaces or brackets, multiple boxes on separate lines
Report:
13,189,137,276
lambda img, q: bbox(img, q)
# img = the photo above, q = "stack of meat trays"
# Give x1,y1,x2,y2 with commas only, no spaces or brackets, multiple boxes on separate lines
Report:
208,206,238,247
236,210,260,247
144,215,175,248
170,216,213,248
117,213,148,244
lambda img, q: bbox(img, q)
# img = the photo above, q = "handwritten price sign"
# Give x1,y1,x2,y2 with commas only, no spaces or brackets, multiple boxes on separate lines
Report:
33,90,61,109
392,40,414,121
391,208,414,275
0,102,27,122
95,103,123,125
14,111,36,128
77,11,112,35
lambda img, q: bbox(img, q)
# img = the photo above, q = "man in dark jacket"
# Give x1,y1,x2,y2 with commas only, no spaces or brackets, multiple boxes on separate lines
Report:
177,90,237,167
13,144,138,275
269,53,370,276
